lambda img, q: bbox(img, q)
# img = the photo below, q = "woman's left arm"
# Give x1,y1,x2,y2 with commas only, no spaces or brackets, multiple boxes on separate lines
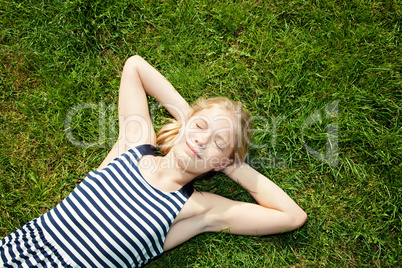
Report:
199,163,307,235
224,163,307,223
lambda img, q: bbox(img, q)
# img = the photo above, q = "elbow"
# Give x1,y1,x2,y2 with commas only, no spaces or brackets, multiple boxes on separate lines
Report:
128,55,143,61
290,209,307,231
298,210,308,228
125,55,144,67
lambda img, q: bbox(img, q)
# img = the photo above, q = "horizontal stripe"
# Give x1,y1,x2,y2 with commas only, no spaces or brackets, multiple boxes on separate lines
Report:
45,144,192,267
0,219,74,267
1,145,193,268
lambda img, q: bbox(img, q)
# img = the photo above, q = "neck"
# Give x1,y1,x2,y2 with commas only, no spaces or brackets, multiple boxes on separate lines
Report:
153,152,199,188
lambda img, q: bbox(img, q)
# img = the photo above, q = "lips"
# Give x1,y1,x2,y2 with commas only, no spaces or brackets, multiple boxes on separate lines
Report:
186,142,201,159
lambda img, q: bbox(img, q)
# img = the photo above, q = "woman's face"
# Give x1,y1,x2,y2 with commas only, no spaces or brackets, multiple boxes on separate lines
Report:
172,106,237,174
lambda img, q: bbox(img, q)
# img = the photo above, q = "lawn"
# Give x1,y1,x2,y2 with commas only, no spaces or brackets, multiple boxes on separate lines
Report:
0,0,400,267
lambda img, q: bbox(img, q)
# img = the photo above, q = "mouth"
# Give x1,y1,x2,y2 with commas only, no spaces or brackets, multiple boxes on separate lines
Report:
186,142,201,159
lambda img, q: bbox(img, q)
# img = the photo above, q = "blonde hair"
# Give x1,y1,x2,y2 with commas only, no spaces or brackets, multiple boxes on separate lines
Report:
156,97,251,164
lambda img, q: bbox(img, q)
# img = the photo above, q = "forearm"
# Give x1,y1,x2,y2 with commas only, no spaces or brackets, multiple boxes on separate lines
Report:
124,55,192,123
224,163,306,217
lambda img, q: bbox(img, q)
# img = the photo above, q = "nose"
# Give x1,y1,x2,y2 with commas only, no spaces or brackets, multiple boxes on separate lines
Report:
194,132,210,148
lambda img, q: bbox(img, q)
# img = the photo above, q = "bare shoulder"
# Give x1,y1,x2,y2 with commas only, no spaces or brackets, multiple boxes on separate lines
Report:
173,191,215,222
163,191,226,251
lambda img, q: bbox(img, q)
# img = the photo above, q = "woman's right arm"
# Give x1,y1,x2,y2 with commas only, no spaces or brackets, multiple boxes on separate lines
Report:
119,55,192,125
98,56,191,169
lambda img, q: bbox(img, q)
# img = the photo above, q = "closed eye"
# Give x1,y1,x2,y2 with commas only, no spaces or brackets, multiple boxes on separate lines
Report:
195,120,207,130
215,141,223,150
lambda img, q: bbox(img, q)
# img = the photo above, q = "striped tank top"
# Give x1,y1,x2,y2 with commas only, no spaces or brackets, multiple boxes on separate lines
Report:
1,144,194,267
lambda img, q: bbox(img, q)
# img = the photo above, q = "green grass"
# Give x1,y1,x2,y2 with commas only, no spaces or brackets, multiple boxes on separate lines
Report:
1,0,400,267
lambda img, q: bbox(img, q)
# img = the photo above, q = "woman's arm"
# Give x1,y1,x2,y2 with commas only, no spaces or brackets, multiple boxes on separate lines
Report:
98,56,192,169
164,166,306,249
119,55,192,125
199,163,307,235
224,163,307,225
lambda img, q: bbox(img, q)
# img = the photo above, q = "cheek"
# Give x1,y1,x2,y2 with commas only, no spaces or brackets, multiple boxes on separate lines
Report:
207,156,232,170
206,156,222,168
207,148,231,162
184,127,199,141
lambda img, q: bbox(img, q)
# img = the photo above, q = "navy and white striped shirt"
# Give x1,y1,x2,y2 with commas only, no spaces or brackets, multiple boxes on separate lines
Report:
1,144,194,267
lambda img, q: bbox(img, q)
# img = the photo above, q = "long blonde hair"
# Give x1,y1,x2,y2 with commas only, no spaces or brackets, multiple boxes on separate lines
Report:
156,97,251,164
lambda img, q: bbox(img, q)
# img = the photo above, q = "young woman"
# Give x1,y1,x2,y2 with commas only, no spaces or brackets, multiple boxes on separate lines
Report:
0,56,307,267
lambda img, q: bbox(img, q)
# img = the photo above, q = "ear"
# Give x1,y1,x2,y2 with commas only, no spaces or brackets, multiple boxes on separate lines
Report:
214,158,234,172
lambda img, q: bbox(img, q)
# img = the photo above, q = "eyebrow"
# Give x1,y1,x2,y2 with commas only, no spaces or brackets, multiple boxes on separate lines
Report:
197,118,229,143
